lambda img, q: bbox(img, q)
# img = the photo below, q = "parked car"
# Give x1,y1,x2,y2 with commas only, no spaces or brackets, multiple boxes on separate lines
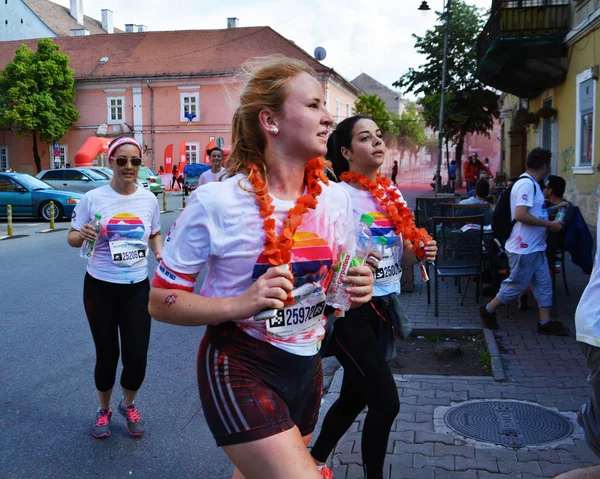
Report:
36,168,110,193
82,166,150,192
137,166,165,195
0,172,83,221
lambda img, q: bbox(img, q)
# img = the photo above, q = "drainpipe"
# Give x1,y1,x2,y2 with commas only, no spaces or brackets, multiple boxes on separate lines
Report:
146,80,156,170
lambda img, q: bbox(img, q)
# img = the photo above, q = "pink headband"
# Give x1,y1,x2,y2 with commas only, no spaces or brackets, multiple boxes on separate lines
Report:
107,137,142,161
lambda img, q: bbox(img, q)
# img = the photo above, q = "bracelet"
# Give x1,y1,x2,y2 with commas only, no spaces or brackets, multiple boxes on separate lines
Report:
155,251,161,257
547,221,552,229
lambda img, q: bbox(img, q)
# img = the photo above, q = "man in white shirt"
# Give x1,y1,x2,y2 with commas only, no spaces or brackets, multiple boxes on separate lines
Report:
479,148,567,335
555,206,600,477
575,204,600,456
198,147,225,186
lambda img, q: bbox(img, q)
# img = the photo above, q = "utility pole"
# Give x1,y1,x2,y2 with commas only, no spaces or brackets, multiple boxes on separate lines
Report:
435,0,451,194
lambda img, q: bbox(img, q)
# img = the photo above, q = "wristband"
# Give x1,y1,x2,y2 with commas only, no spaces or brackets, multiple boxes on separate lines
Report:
155,251,162,257
547,222,552,229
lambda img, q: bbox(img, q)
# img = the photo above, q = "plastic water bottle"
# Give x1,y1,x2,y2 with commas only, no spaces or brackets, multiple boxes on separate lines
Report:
555,207,566,223
326,213,374,316
80,214,102,259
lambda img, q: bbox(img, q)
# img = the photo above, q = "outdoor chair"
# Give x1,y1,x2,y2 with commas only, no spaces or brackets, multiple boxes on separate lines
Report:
415,197,458,234
415,196,457,304
432,215,485,317
440,203,493,225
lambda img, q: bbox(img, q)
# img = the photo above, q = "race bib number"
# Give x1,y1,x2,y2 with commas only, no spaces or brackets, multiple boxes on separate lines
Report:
375,245,402,286
266,283,326,338
109,240,147,267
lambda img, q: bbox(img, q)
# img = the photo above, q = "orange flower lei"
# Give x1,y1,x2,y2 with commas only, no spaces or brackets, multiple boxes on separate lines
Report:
248,157,329,305
340,171,432,259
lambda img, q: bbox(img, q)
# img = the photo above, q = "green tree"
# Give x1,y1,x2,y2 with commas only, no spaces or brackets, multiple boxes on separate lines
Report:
394,0,498,185
390,103,428,169
0,38,79,173
354,93,391,133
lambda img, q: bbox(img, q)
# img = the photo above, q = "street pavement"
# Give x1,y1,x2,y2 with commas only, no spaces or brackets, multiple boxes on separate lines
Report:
0,192,232,479
2,185,597,478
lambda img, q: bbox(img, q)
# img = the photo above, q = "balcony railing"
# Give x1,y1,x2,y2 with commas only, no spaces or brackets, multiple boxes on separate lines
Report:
478,0,571,62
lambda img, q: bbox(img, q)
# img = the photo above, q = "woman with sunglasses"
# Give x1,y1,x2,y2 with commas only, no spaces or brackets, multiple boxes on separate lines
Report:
67,136,163,439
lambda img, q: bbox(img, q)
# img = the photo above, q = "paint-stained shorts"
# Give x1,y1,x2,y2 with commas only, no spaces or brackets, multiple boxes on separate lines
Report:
197,322,323,447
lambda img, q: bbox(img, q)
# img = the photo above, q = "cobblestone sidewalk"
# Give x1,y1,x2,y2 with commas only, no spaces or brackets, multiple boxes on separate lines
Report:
314,257,598,478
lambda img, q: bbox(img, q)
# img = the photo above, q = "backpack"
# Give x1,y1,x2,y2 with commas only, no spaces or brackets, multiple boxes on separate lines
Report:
492,175,538,241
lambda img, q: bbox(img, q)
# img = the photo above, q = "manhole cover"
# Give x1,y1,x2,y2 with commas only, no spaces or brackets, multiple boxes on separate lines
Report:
444,400,573,447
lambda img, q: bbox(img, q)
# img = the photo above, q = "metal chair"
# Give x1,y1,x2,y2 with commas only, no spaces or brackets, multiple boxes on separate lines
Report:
415,196,457,304
432,215,485,317
440,203,493,224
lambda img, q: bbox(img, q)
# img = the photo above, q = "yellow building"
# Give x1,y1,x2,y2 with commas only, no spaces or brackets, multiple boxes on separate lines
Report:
477,0,600,227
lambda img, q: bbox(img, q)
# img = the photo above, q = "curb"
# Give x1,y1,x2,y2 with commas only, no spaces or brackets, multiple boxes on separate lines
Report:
483,328,507,382
0,234,29,240
412,326,508,382
38,227,68,234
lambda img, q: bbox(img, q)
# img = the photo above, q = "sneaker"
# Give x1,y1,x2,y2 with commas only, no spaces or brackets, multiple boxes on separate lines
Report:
479,304,499,330
91,409,111,438
517,293,530,312
118,401,145,437
319,466,334,479
537,320,569,336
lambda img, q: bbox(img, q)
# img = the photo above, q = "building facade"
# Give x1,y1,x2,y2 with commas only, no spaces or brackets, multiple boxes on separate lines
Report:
0,26,359,176
477,0,600,226
0,0,122,42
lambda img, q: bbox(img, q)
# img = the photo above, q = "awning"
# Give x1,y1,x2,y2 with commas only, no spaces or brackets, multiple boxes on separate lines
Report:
75,137,112,167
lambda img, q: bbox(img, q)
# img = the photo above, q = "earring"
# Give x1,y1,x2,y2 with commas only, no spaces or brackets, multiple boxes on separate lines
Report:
270,127,279,134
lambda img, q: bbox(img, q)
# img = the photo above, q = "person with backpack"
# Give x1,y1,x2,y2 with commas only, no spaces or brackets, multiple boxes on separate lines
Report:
482,148,568,335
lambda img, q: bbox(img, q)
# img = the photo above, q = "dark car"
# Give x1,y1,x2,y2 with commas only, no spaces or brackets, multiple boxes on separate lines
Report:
0,172,83,221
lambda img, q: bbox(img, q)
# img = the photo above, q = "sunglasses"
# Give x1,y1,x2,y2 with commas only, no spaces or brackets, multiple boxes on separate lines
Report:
112,156,142,167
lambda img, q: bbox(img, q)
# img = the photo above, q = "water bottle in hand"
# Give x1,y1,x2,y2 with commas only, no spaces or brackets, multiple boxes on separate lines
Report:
80,214,102,259
326,214,374,316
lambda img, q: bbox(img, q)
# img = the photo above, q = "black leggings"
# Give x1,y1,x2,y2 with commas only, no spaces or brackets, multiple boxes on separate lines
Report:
311,300,400,478
83,273,151,393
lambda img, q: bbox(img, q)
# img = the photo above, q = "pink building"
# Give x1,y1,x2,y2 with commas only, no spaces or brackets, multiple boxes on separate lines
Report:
0,25,359,175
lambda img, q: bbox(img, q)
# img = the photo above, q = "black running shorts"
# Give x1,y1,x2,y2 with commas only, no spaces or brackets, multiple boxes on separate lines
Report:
197,322,323,447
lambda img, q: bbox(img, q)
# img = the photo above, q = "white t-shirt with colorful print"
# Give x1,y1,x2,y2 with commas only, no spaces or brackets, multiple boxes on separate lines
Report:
339,182,404,297
153,174,354,356
71,185,161,284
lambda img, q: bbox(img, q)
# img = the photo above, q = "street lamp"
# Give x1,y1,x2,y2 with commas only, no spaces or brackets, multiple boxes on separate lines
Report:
420,0,450,194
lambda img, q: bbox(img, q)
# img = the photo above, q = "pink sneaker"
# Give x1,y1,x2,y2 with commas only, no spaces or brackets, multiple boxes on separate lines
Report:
319,465,334,479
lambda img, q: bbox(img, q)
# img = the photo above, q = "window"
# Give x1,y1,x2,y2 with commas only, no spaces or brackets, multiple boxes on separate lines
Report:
64,170,84,181
346,104,352,119
336,99,340,121
0,147,8,171
0,177,17,192
575,70,596,173
107,96,125,124
180,92,199,122
541,98,552,151
41,170,64,180
50,145,68,168
186,142,199,164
